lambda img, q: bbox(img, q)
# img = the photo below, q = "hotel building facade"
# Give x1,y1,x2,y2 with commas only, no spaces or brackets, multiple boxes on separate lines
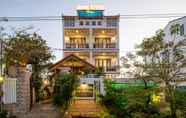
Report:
62,6,120,74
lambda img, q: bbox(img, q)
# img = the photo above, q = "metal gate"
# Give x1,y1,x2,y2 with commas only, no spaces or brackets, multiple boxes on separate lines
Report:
2,78,17,104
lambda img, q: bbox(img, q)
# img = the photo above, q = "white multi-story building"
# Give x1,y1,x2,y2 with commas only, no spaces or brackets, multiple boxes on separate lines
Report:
62,5,120,74
164,16,186,43
164,16,186,90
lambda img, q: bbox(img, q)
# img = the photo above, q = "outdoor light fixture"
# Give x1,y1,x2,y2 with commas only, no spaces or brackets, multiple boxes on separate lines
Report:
81,82,88,89
151,94,161,104
43,79,49,85
0,76,3,83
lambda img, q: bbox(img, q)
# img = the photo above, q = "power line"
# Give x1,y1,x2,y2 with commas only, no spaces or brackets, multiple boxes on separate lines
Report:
0,13,186,22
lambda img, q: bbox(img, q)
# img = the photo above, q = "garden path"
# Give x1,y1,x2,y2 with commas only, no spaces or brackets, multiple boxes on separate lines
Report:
64,100,103,118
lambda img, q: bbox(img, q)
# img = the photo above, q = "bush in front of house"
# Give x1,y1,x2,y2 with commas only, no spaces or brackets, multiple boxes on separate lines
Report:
100,80,171,118
53,73,78,108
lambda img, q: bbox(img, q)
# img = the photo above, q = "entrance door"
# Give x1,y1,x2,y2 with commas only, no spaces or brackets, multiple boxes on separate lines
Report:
75,84,94,99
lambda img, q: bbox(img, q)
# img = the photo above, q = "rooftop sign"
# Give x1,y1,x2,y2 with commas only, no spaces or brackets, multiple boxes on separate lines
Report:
77,5,104,18
78,10,103,18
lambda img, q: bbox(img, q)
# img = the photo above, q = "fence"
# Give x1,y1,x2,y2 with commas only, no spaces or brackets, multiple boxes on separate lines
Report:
2,78,17,104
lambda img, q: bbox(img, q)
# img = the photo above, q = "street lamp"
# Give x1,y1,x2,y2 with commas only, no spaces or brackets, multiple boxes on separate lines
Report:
0,76,3,83
0,30,5,112
0,75,4,112
0,18,7,112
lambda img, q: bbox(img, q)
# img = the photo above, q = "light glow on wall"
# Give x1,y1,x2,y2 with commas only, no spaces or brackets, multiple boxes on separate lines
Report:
65,37,70,42
80,83,88,90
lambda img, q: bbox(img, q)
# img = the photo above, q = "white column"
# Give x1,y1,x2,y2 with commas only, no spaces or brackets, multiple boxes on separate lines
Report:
89,28,94,65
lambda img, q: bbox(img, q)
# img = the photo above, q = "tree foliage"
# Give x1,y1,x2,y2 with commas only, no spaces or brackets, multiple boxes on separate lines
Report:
3,27,54,101
53,73,78,109
101,80,165,118
135,24,186,117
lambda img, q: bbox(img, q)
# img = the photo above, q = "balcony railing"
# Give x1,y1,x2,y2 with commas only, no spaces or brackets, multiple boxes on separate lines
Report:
106,66,117,72
93,43,116,48
65,43,89,49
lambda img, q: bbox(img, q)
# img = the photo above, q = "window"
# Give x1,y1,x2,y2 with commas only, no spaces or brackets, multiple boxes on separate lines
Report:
64,18,75,27
92,21,96,26
95,59,111,68
79,21,84,26
85,21,90,26
97,21,102,26
180,24,184,36
107,18,117,27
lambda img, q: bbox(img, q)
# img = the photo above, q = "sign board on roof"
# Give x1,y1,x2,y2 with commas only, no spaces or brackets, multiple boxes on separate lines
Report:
77,5,104,18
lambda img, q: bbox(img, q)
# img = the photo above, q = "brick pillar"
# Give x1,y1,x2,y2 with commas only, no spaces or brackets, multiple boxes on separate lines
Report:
16,68,31,113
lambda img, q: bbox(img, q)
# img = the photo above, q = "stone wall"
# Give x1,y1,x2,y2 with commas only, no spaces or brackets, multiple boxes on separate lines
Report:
16,69,32,113
3,68,32,115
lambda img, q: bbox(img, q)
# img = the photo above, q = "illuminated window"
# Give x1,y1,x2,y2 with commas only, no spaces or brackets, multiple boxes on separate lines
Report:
95,59,111,68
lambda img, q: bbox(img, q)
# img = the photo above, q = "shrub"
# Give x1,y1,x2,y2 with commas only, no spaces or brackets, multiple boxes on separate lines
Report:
53,73,78,108
0,110,8,118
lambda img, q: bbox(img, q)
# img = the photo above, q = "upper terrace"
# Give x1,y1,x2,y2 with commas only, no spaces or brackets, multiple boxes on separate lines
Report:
63,5,119,28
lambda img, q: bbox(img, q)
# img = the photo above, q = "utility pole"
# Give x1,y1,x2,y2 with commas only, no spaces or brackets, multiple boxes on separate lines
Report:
0,37,3,112
61,13,64,58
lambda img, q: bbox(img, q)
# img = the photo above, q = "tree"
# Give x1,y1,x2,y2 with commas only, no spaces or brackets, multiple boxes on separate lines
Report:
53,73,78,109
3,27,54,102
136,24,186,118
120,52,150,89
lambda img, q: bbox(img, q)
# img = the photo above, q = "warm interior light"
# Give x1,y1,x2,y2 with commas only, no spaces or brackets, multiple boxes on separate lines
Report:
75,30,79,34
65,37,69,41
102,30,105,34
0,76,4,83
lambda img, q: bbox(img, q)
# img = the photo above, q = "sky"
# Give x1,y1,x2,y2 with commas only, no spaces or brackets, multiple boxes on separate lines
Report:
0,0,186,62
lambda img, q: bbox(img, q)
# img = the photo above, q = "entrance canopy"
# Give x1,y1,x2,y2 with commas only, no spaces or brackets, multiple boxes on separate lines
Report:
49,54,96,74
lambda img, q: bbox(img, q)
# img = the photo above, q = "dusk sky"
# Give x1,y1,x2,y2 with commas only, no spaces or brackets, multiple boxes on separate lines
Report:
1,0,186,62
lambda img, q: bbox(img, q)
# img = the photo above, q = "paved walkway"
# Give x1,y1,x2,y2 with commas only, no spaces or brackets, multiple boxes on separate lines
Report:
17,100,62,118
65,100,103,118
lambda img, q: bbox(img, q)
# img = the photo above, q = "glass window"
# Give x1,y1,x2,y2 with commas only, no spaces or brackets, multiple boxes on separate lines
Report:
64,19,75,27
97,21,102,26
85,21,90,26
79,21,84,26
107,18,117,27
92,21,96,26
180,24,184,36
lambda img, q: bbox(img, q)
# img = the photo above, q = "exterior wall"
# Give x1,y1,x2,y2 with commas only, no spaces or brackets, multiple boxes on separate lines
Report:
164,16,186,42
164,16,186,74
63,12,120,74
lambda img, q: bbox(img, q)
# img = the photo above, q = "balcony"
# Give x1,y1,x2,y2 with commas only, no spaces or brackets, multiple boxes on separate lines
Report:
106,66,117,72
93,43,116,48
65,43,89,49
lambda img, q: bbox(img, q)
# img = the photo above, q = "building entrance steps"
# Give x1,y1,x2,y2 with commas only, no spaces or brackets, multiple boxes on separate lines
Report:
65,100,103,118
